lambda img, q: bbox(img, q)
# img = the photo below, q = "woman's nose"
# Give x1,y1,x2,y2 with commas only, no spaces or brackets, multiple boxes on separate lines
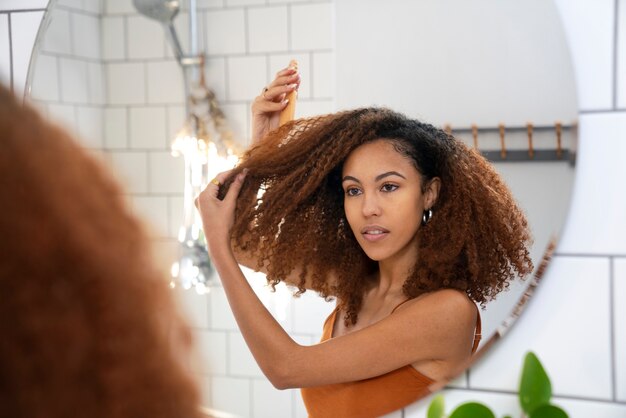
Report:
361,193,381,217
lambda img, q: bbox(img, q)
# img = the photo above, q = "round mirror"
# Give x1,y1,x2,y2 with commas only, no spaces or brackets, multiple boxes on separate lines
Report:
26,0,577,415
334,0,577,358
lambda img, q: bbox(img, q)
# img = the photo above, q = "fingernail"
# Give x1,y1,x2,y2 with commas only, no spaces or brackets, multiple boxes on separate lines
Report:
243,168,249,174
237,172,246,181
282,99,290,104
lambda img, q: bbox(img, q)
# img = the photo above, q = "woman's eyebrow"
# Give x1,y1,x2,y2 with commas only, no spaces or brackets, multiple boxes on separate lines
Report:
341,175,360,183
375,171,406,181
341,171,407,183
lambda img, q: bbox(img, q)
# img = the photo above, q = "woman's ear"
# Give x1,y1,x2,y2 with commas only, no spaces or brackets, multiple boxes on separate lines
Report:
424,177,441,209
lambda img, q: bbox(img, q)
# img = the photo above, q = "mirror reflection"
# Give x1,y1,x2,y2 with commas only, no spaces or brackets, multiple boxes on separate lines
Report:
26,0,577,416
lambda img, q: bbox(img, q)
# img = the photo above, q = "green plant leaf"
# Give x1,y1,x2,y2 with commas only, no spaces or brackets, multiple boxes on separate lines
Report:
529,404,569,418
427,394,445,418
449,402,495,418
519,351,552,414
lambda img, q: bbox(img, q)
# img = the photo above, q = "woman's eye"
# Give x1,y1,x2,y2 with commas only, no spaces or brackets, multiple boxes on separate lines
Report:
345,187,361,196
381,183,398,192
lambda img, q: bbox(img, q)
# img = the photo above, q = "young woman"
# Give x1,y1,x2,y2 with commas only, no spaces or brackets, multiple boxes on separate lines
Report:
195,66,533,417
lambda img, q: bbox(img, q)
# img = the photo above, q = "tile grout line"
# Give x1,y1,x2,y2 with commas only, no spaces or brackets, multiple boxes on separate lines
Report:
8,12,13,93
555,252,626,258
287,3,291,52
249,378,254,418
613,0,619,110
244,7,249,55
309,50,314,98
55,54,63,103
579,108,626,114
610,256,616,401
442,387,626,404
123,15,128,61
0,8,46,14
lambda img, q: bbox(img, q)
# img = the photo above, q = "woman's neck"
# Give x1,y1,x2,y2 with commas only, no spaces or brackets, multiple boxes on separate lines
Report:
374,242,418,297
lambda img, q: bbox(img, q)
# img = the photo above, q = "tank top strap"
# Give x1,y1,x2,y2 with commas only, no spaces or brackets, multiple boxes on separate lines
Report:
321,306,340,341
390,298,412,314
471,306,482,354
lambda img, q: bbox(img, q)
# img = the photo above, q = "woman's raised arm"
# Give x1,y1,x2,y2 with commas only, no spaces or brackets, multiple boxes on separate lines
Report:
233,63,317,288
196,169,477,390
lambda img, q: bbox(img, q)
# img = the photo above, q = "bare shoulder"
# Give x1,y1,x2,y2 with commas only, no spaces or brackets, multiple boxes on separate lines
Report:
397,288,478,333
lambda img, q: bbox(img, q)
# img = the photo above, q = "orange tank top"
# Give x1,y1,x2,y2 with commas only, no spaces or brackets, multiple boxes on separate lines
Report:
300,300,482,418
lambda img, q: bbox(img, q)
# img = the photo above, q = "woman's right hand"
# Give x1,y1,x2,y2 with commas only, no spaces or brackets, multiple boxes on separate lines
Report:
250,65,300,145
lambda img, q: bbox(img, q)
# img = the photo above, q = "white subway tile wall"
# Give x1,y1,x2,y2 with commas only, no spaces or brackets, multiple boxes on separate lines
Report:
146,60,185,104
0,0,47,10
131,195,169,238
311,51,333,98
470,256,613,398
57,0,82,9
109,151,149,193
247,6,289,53
105,0,135,15
148,151,185,193
101,16,125,59
229,332,266,378
41,9,72,55
5,0,626,416
104,107,128,148
166,104,186,141
194,329,229,375
175,288,210,329
205,9,246,55
227,55,268,101
209,285,239,330
72,12,101,59
29,54,59,101
48,102,77,128
211,376,251,417
106,62,146,104
197,0,225,9
127,15,166,59
87,62,106,104
129,106,168,149
253,379,293,418
558,113,626,254
290,3,333,50
76,105,104,147
59,57,89,102
553,0,614,111
167,195,184,237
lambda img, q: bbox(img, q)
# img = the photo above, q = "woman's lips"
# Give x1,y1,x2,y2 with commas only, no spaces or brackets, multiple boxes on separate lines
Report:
361,226,390,242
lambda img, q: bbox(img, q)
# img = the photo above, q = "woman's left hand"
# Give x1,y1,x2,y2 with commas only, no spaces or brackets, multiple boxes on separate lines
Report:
195,168,248,253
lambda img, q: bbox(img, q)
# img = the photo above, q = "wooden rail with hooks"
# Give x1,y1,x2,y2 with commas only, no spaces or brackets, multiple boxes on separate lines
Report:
442,122,577,164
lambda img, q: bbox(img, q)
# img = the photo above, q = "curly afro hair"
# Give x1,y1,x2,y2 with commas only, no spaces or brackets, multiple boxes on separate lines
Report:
222,108,533,326
0,86,203,418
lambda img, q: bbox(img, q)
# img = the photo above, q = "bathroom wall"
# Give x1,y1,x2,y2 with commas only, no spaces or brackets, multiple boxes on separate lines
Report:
27,0,105,149
0,0,47,96
2,0,626,417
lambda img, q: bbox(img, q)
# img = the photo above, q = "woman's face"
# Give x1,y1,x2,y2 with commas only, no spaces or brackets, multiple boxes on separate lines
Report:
341,139,440,262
